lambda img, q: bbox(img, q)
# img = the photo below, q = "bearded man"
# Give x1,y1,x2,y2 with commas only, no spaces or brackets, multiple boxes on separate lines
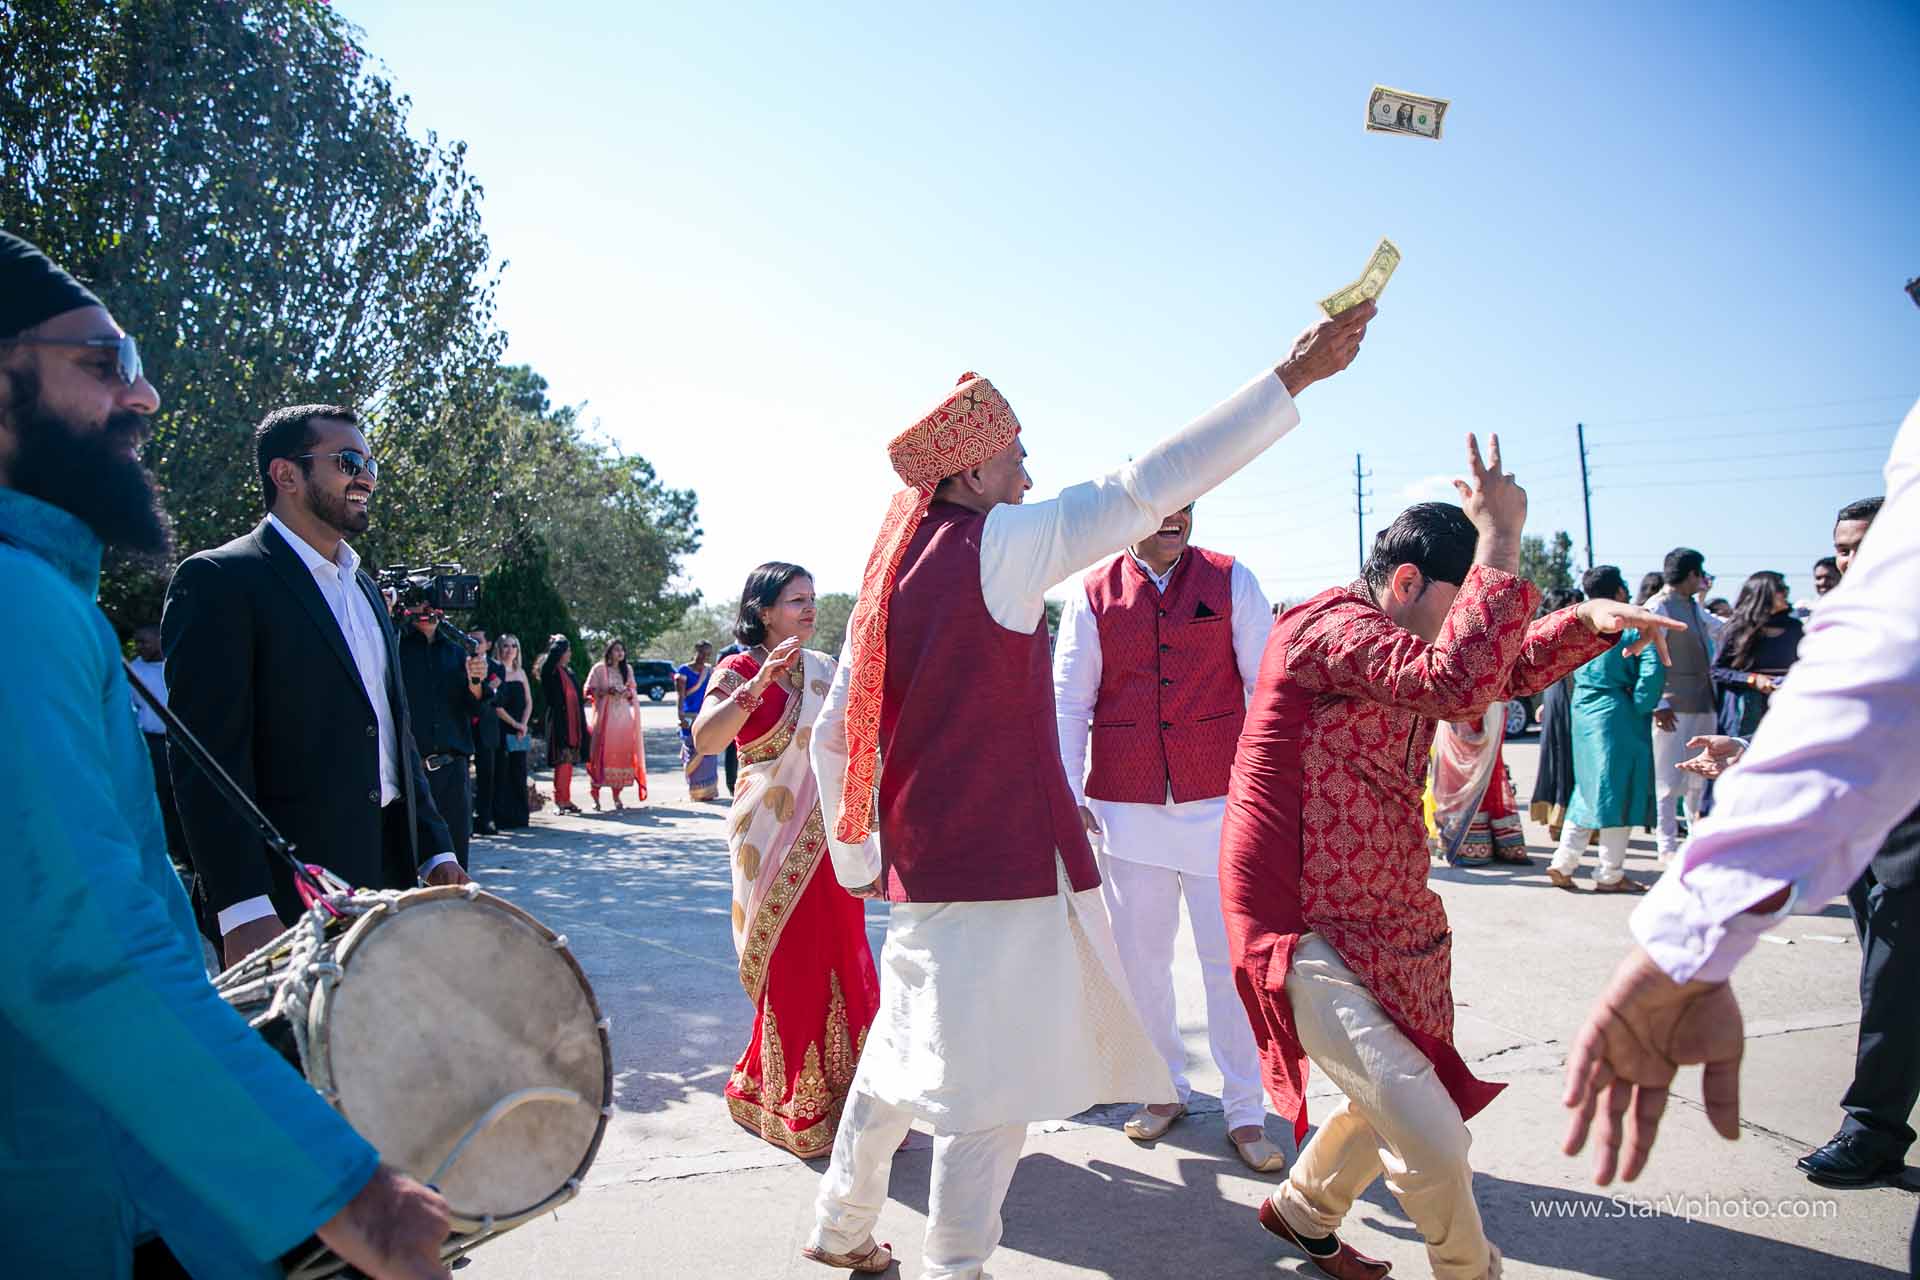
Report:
1221,437,1682,1279
0,229,450,1278
163,404,466,970
804,299,1376,1278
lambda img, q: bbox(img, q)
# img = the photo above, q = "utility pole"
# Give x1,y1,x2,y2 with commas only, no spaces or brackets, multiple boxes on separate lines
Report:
1576,422,1595,571
1353,453,1373,572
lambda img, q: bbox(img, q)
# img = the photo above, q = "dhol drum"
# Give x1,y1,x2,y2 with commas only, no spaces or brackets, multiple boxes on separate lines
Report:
217,884,612,1277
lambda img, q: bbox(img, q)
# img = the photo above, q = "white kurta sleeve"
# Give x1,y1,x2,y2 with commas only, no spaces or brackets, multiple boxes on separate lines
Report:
1631,398,1920,983
810,642,884,888
1228,558,1273,697
1051,580,1104,809
979,370,1300,632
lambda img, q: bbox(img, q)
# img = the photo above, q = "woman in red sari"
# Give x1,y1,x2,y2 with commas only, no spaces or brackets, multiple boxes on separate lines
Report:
691,562,879,1158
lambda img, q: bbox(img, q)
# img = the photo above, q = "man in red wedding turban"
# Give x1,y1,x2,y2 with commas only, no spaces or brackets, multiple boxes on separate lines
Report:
799,300,1376,1278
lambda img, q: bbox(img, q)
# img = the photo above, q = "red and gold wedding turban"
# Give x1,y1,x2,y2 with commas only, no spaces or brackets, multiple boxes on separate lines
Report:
835,372,1022,846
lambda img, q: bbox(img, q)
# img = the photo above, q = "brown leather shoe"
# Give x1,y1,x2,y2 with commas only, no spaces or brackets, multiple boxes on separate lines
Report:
1547,868,1579,890
800,1237,893,1273
1258,1198,1392,1279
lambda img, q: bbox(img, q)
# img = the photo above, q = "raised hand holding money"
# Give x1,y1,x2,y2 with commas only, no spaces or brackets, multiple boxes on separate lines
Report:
1320,237,1400,317
1367,85,1448,139
1276,299,1375,396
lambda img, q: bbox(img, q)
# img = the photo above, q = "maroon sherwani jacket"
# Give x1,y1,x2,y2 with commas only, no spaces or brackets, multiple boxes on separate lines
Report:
1219,567,1613,1141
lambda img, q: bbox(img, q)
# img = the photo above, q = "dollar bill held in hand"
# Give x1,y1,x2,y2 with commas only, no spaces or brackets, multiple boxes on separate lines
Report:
1319,238,1401,317
1366,85,1448,140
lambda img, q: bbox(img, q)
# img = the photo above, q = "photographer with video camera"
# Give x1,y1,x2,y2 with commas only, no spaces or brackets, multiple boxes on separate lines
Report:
164,404,466,972
393,572,491,871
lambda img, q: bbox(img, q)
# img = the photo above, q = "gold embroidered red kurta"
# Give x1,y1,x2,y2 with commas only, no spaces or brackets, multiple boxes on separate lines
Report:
1219,567,1613,1139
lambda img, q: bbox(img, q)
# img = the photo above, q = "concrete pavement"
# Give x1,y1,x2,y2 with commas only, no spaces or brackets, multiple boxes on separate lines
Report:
455,705,1915,1277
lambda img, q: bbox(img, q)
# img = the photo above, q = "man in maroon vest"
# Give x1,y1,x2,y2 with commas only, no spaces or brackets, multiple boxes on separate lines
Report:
801,300,1376,1278
1219,437,1681,1280
1053,504,1285,1172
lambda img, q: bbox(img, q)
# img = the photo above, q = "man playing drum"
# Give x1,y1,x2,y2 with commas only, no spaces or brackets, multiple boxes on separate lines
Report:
0,230,451,1279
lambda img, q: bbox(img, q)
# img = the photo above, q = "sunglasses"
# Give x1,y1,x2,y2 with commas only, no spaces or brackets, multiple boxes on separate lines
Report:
294,448,382,482
14,333,144,386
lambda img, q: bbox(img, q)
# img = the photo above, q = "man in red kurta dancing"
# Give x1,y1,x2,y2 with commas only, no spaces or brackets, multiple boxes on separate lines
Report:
1220,436,1680,1280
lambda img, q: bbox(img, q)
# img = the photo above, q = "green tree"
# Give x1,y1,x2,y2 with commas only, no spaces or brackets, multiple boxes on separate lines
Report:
1,0,505,626
469,532,578,721
811,592,856,659
1519,529,1576,595
642,600,735,663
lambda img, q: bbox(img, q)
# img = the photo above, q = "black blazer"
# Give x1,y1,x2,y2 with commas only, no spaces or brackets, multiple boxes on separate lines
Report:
162,518,453,923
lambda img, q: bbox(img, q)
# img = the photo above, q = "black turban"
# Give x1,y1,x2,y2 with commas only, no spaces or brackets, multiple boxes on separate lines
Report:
0,230,104,340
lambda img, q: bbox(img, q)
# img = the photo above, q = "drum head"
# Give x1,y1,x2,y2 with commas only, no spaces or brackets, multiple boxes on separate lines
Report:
315,890,609,1222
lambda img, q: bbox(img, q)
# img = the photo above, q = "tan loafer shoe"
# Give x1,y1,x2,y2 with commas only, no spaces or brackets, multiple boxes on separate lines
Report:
1547,868,1579,890
1123,1102,1187,1142
1231,1132,1288,1173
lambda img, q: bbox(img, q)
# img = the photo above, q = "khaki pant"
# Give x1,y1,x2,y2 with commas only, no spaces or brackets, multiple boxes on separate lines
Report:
1272,934,1502,1280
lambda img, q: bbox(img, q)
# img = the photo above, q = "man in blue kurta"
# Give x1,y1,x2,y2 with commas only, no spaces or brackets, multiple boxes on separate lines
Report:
0,230,451,1278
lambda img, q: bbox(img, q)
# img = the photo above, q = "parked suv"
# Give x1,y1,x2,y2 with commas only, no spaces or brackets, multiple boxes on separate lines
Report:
631,659,677,702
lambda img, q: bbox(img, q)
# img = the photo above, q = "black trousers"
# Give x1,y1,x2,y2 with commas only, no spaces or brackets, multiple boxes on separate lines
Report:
474,742,499,830
1841,869,1920,1159
426,753,473,870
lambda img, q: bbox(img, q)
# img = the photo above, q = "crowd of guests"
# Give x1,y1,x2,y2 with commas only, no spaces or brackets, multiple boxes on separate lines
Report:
10,219,1914,1280
1525,536,1858,892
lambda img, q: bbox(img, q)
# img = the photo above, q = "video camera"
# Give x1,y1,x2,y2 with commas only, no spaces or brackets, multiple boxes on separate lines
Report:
378,564,481,614
378,564,484,654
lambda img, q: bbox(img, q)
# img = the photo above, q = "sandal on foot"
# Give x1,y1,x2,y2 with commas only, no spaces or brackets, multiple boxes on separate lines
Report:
801,1238,893,1273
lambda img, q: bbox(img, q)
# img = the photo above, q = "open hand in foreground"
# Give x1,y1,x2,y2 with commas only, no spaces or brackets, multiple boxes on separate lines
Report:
1563,946,1745,1185
1677,734,1746,779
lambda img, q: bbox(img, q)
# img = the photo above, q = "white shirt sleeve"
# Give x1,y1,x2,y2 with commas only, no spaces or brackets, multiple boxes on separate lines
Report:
810,641,884,889
1051,579,1103,810
216,894,279,935
1631,398,1920,983
1229,559,1273,697
979,371,1300,632
418,853,459,880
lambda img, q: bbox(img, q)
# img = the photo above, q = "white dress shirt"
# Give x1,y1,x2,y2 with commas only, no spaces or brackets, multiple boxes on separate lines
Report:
1632,397,1920,983
221,516,453,934
1052,552,1271,876
127,657,168,736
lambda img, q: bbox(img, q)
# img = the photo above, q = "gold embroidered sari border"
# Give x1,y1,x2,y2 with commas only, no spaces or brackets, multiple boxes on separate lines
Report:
735,802,829,1001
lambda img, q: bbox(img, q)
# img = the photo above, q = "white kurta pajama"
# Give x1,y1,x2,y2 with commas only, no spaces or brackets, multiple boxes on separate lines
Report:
1053,553,1273,1132
809,371,1304,1278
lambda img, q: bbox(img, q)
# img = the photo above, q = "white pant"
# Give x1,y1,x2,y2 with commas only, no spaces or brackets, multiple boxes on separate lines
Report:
1549,824,1631,885
1099,852,1267,1130
1651,711,1716,849
811,1087,1027,1280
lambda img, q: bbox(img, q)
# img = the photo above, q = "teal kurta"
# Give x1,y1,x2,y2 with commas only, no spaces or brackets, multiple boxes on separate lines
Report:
1565,627,1666,830
0,490,377,1278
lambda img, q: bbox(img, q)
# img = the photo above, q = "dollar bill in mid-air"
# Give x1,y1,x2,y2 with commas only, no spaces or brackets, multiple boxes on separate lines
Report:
1319,238,1401,317
1366,85,1448,140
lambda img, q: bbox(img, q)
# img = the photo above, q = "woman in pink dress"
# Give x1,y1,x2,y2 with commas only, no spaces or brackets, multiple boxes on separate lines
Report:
691,562,880,1157
584,638,648,811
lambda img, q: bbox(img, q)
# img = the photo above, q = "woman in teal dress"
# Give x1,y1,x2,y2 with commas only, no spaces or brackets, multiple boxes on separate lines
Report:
1549,565,1666,892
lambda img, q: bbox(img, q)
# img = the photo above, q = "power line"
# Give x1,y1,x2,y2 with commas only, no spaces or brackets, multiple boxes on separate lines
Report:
1590,418,1900,448
1590,444,1890,468
1583,395,1914,429
1599,468,1884,491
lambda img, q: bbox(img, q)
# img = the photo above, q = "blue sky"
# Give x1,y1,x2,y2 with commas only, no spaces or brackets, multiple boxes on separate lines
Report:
343,0,1918,608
